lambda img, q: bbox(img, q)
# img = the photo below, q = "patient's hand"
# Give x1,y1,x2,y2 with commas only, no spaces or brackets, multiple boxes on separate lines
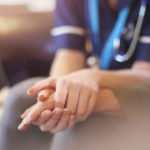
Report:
18,92,76,133
35,88,121,133
18,93,55,131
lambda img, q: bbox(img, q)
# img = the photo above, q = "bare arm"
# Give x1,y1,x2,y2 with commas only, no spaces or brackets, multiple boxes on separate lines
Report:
91,61,150,89
50,49,86,77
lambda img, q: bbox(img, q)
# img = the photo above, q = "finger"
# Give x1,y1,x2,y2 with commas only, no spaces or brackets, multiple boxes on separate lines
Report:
66,115,76,131
66,81,81,114
40,108,62,132
55,78,69,108
82,89,98,121
27,77,56,95
21,107,32,119
76,85,91,121
50,109,70,133
18,104,42,131
18,95,55,131
38,89,54,102
33,110,52,125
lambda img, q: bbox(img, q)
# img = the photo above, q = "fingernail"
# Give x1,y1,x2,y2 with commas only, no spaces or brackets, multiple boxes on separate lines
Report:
18,123,26,131
27,88,34,95
18,124,22,130
43,110,51,117
40,95,45,99
38,95,45,101
27,90,31,95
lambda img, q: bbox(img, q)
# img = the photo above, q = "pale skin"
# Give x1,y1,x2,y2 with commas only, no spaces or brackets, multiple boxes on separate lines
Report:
18,0,150,133
18,49,150,132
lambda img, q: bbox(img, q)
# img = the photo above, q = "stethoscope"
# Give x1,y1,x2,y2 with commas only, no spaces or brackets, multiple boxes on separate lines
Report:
88,0,147,70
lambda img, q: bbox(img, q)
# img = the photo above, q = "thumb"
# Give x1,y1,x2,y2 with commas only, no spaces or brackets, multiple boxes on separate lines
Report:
38,89,54,102
27,77,56,95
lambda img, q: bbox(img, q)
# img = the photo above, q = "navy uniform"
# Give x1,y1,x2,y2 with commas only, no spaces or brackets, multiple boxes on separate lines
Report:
1,1,150,150
51,0,150,150
52,0,150,69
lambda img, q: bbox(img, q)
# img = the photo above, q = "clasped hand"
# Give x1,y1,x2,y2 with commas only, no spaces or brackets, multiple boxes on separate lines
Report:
18,69,100,133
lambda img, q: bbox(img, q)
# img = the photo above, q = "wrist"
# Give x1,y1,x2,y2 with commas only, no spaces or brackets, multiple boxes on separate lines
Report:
85,69,102,87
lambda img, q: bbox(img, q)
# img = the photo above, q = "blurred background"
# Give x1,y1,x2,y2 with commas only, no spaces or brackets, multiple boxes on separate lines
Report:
0,0,56,118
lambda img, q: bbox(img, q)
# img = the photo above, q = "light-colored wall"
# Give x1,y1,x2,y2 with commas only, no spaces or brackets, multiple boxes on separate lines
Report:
0,0,56,12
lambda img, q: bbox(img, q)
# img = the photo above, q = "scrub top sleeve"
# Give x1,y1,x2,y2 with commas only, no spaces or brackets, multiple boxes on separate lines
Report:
135,11,150,62
51,0,87,52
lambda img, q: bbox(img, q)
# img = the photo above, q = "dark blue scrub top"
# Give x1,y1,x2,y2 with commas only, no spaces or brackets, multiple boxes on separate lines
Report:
52,0,150,70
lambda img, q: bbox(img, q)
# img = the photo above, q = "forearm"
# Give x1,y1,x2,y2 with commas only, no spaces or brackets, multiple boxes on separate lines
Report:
91,62,150,114
50,49,86,77
92,69,150,88
93,69,150,115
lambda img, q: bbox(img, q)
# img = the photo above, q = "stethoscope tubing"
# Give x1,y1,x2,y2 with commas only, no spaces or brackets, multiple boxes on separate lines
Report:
115,0,147,62
87,0,147,69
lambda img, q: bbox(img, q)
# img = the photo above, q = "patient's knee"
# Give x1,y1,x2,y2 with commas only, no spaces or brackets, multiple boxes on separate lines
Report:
4,78,43,114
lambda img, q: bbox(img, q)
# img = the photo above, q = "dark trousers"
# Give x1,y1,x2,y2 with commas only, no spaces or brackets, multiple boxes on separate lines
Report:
0,78,53,150
1,77,150,150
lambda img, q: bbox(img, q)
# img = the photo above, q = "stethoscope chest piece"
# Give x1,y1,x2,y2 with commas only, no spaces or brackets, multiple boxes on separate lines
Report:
113,23,135,52
114,0,147,63
121,23,135,41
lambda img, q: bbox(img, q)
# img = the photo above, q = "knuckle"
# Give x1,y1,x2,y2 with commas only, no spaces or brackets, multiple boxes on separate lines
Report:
73,80,81,88
78,111,86,117
59,78,69,86
82,84,91,92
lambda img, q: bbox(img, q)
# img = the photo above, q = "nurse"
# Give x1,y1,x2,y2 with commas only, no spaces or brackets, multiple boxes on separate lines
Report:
22,0,150,131
1,0,150,150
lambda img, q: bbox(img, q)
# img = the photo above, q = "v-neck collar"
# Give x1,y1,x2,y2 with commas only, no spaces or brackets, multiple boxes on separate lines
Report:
99,0,132,13
116,0,133,12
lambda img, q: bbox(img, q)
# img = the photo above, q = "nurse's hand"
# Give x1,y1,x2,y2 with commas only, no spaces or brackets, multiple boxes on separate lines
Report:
34,89,120,133
19,88,120,132
28,69,99,121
